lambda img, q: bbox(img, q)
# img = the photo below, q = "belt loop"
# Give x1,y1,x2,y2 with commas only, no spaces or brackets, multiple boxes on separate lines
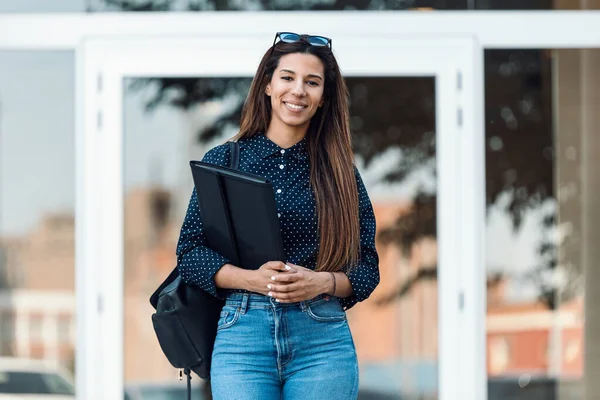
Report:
239,293,249,314
299,300,307,312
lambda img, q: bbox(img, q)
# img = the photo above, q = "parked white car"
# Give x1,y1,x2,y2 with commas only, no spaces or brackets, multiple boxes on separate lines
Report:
0,357,75,399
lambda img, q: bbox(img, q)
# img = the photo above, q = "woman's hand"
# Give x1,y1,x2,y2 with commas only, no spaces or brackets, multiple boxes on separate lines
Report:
266,263,330,303
246,261,294,296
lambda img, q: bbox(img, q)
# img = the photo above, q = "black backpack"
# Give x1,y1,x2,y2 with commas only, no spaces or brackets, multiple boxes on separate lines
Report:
150,141,240,398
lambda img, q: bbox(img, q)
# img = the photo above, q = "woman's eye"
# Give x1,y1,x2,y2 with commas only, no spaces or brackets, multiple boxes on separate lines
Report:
281,76,292,81
308,81,319,87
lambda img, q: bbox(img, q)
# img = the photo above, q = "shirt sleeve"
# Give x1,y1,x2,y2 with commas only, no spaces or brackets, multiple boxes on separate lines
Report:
338,167,380,310
176,144,231,298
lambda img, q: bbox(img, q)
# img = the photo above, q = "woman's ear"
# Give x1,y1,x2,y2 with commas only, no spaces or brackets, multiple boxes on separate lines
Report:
265,84,271,96
318,98,324,107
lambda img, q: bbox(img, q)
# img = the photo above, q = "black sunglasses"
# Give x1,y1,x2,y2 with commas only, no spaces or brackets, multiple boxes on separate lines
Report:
272,32,332,51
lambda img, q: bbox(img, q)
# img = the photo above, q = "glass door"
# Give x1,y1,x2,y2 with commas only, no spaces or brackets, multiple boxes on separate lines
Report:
80,30,484,400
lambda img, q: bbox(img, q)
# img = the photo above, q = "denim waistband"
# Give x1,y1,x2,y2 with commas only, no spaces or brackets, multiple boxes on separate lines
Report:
223,292,332,312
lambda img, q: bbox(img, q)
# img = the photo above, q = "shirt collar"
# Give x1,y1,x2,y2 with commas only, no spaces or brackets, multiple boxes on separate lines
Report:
246,133,308,161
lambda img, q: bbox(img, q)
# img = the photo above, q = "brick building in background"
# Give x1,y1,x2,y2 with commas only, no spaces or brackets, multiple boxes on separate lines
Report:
487,281,583,377
0,213,76,367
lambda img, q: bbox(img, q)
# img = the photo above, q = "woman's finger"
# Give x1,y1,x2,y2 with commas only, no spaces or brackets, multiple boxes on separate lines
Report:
284,263,299,272
268,282,298,293
270,272,300,283
262,261,288,271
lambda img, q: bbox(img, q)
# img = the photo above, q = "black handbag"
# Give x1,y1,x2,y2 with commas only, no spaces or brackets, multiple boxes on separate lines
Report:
149,141,240,397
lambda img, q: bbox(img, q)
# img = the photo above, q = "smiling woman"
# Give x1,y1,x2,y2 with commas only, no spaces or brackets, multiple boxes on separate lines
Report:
173,33,380,400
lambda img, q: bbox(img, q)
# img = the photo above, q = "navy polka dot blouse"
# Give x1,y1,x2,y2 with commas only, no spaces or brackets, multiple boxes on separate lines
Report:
176,133,380,310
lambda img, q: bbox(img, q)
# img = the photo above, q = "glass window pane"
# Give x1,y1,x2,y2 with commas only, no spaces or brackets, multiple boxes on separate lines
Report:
0,313,13,341
57,315,71,343
0,50,76,384
29,315,43,342
485,48,600,399
123,75,438,399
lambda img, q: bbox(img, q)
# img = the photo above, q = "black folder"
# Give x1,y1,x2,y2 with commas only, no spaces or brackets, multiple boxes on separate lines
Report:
189,160,286,270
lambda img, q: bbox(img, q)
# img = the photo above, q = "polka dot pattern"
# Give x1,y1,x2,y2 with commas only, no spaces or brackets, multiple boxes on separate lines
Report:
176,133,380,310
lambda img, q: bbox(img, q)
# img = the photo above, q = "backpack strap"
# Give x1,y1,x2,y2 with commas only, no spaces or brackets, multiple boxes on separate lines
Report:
228,141,240,170
184,368,192,400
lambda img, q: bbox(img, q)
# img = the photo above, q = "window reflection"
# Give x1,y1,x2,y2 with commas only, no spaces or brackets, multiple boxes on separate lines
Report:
485,48,600,400
0,51,76,383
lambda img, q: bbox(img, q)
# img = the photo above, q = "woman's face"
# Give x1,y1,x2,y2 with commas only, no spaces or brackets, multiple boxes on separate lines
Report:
265,52,325,133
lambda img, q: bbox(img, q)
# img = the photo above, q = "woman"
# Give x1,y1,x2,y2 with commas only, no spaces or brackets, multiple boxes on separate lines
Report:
176,32,380,400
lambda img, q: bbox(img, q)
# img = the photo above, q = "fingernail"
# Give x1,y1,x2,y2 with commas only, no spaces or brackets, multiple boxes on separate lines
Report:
267,284,272,289
285,265,291,270
271,276,276,281
275,299,280,303
268,292,273,297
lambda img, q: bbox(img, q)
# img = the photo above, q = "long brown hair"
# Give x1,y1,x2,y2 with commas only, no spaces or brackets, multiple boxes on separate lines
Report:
231,38,360,273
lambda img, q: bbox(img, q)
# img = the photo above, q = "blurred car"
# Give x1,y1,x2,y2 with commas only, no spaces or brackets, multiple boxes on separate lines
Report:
488,376,583,400
0,357,75,399
124,381,206,400
357,388,406,399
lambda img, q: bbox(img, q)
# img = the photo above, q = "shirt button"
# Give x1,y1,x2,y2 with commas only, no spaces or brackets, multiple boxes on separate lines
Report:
279,164,285,169
277,189,282,194
280,149,285,154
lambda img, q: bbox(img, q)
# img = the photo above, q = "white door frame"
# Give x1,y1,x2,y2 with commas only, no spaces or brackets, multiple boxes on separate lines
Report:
81,31,484,400
1,12,600,49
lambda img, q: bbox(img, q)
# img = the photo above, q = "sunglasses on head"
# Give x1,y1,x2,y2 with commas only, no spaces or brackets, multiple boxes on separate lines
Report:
272,32,332,50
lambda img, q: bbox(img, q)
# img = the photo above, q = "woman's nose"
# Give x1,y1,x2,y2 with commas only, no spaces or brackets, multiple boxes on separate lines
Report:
290,81,306,97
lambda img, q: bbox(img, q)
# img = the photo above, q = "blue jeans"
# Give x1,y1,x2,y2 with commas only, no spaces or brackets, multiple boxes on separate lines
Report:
210,292,359,400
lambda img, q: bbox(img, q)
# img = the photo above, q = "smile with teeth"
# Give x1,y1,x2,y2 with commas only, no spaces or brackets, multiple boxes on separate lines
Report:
284,102,307,111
